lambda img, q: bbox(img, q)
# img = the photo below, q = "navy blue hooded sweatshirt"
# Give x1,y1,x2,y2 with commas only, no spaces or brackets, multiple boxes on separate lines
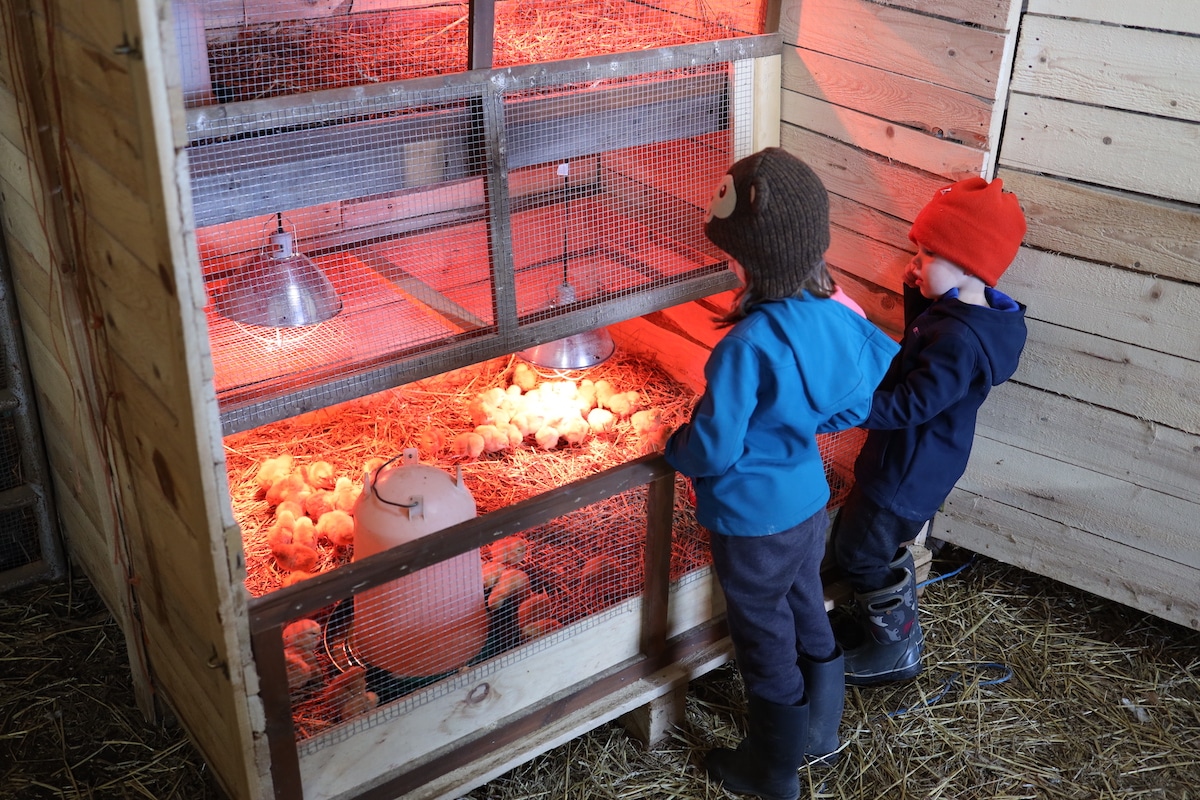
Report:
854,284,1027,521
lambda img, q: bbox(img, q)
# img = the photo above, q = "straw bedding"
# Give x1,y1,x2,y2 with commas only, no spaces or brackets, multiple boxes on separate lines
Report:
4,550,1198,799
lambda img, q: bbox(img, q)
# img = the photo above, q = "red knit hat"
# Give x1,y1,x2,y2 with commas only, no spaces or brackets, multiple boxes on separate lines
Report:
908,177,1027,286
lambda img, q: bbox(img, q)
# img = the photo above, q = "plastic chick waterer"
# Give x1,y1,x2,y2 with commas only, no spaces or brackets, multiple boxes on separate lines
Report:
350,449,489,679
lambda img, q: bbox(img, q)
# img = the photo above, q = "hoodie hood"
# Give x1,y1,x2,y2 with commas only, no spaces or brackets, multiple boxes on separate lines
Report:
926,287,1026,385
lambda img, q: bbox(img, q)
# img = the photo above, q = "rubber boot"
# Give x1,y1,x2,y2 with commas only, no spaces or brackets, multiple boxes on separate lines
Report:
797,648,844,767
705,694,808,800
843,556,924,686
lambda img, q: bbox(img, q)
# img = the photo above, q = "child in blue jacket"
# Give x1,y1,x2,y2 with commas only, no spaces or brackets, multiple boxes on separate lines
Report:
831,176,1028,686
665,148,898,800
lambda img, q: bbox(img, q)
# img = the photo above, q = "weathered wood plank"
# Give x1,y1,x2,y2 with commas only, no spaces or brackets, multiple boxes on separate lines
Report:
829,193,914,253
0,175,52,270
827,221,909,292
979,381,1200,503
828,267,903,339
999,169,1200,285
782,46,992,148
958,435,1199,571
938,489,1200,630
874,0,1016,31
781,124,948,223
778,0,1009,97
1007,248,1200,361
1012,15,1200,124
1016,318,1200,435
782,90,986,180
1024,0,1200,36
1000,93,1200,204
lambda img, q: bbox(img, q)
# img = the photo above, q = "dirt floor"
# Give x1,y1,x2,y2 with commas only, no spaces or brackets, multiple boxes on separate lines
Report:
3,547,1199,800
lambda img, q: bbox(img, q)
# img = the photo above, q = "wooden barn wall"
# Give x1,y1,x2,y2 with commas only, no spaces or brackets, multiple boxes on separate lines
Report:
775,0,1022,339
0,1,266,798
772,0,1200,630
953,1,1200,630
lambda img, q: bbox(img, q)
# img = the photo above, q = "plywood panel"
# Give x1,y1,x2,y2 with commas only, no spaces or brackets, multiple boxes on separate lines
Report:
782,47,993,147
778,0,1009,97
937,489,1200,630
999,169,1200,285
1024,0,1200,36
1016,318,1200,435
979,382,1200,503
781,124,946,223
781,91,986,179
1012,15,1200,123
1006,248,1200,360
1000,94,1200,204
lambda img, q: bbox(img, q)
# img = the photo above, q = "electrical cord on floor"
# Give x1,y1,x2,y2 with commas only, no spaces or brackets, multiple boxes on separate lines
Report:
880,553,1013,719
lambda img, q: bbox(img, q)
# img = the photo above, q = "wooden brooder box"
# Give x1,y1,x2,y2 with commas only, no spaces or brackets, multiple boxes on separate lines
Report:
4,0,1199,798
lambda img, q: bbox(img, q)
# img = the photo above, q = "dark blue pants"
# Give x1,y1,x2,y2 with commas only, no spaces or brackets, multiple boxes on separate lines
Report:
831,485,926,594
709,510,835,707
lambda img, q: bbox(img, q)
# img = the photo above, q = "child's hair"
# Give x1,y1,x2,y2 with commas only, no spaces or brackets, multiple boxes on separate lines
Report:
717,259,834,327
703,148,835,326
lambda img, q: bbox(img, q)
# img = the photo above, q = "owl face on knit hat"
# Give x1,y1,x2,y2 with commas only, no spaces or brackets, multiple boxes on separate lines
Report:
705,147,830,298
908,176,1027,286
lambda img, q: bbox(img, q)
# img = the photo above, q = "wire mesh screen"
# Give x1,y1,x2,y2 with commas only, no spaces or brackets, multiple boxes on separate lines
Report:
175,0,764,108
186,35,781,433
283,484,654,751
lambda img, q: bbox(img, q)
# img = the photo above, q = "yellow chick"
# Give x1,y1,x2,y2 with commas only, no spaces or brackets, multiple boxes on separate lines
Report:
317,509,355,550
511,411,545,439
331,476,360,514
254,454,294,496
487,567,531,611
283,619,322,658
512,362,539,391
560,416,589,446
362,457,387,483
594,379,617,409
266,472,310,508
452,431,487,458
304,489,335,521
604,390,640,419
577,379,598,415
419,428,447,458
488,535,528,565
587,407,616,435
580,554,619,591
282,570,316,587
517,593,560,640
285,649,321,691
475,424,510,454
292,516,318,550
302,460,336,491
276,498,307,521
534,426,560,451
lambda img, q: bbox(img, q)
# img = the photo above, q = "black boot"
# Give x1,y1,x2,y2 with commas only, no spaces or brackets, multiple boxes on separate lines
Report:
705,694,808,800
797,648,844,767
843,555,923,686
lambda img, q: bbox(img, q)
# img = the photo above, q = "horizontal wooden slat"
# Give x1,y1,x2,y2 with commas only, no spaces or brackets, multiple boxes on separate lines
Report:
979,382,1200,504
827,221,909,291
781,90,986,179
1006,248,1200,360
1016,318,1200,435
778,0,1009,97
998,169,1200,285
958,435,1199,571
782,46,992,148
781,124,948,223
1024,0,1200,36
1000,93,1200,204
1012,15,1200,124
938,487,1200,631
876,0,1015,30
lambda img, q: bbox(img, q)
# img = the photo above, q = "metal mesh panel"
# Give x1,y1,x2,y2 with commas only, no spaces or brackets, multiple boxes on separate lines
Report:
285,486,650,752
0,412,24,492
0,505,40,573
173,1,762,108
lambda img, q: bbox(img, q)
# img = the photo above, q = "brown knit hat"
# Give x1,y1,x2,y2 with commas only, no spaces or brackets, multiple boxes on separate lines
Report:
908,176,1027,286
704,148,830,298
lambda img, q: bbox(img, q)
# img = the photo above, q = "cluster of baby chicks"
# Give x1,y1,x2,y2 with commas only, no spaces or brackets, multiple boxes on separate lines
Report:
282,618,378,722
255,453,381,582
438,362,670,459
483,534,623,642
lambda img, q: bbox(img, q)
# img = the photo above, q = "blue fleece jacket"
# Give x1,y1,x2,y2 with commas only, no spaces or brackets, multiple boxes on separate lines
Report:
664,294,898,537
855,285,1027,521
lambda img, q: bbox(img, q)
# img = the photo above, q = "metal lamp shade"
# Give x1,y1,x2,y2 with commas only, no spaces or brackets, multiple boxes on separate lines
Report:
214,231,341,328
518,326,616,370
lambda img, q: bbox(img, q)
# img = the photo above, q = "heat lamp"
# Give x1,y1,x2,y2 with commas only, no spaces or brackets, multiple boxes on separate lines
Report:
518,162,615,370
213,213,341,329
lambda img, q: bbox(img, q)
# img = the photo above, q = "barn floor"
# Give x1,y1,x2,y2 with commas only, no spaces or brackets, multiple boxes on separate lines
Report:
3,546,1198,800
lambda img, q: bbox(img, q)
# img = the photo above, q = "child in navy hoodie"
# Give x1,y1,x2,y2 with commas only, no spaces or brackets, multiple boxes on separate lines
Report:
665,148,898,800
831,176,1028,686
